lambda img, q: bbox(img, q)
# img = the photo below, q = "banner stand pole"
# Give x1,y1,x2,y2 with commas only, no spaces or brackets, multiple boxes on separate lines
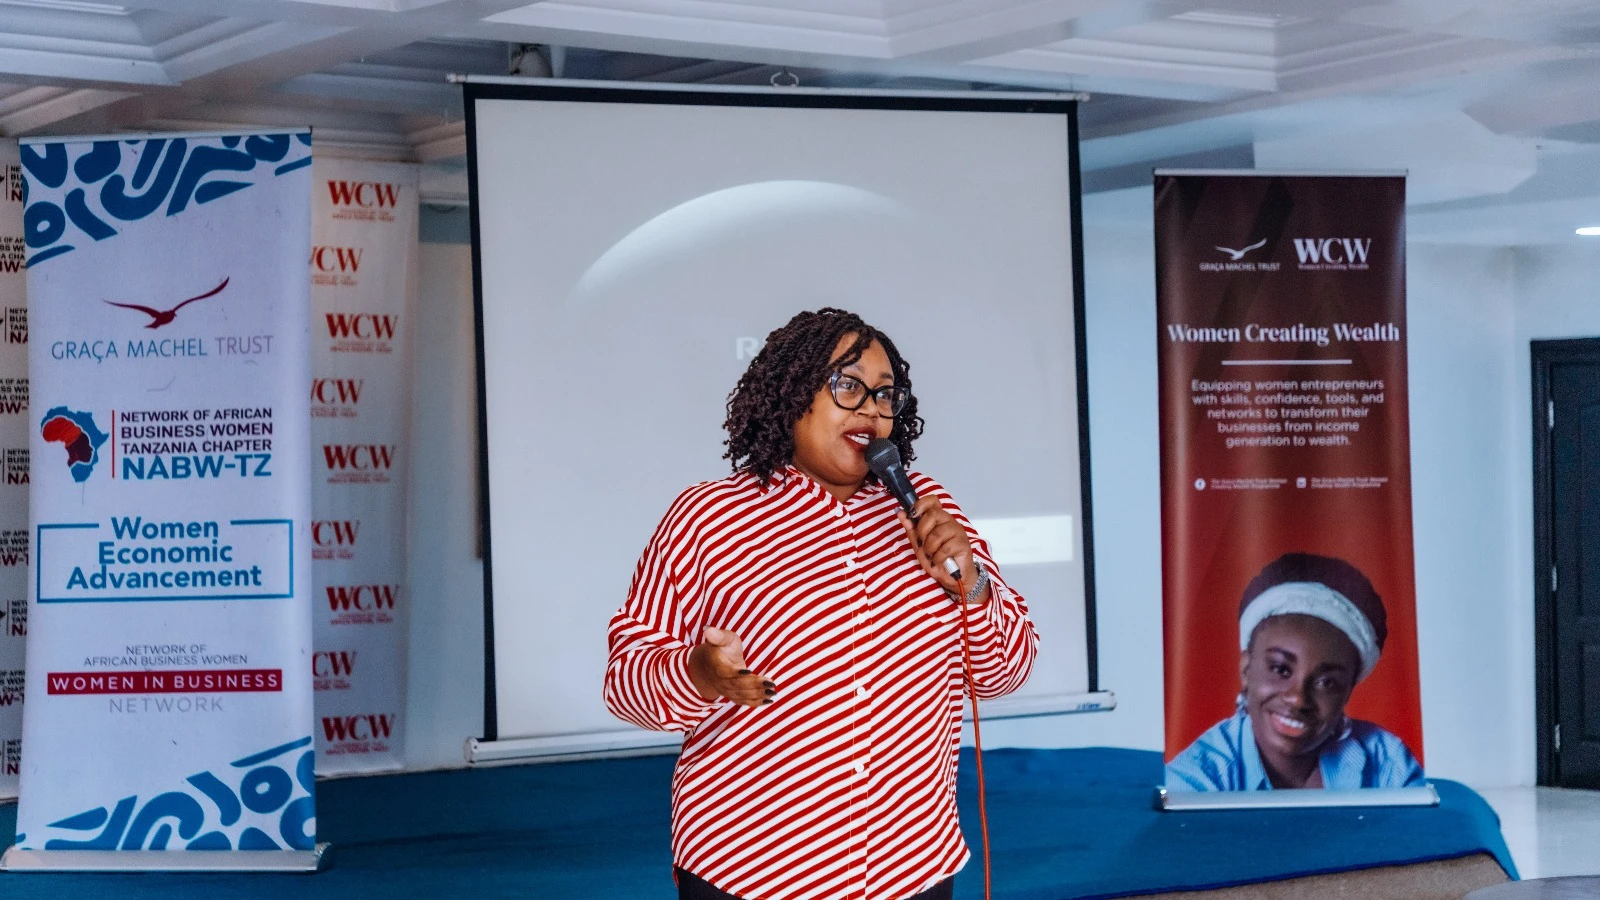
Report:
0,843,331,872
1154,785,1439,811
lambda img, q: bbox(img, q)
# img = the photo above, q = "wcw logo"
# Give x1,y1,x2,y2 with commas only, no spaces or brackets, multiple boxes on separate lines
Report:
327,181,399,208
311,519,358,561
324,314,396,340
326,584,398,612
1293,238,1372,266
312,520,359,547
321,713,396,743
310,246,362,273
312,650,356,678
322,445,394,471
311,378,362,406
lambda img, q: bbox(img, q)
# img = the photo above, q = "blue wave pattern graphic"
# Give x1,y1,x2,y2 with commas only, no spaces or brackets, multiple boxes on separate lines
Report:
20,736,316,851
20,132,313,267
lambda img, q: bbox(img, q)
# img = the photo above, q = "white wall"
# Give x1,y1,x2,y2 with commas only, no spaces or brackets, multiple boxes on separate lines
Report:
1407,243,1521,787
401,195,1597,789
977,188,1165,753
403,240,485,771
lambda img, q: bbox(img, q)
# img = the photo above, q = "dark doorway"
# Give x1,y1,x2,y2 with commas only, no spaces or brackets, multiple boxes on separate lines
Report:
1534,339,1600,787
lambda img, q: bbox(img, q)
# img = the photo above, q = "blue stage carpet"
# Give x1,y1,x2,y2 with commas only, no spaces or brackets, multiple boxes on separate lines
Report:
0,747,1514,899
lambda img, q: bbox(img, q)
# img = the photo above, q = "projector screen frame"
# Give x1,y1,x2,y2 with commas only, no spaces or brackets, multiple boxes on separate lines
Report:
463,79,1098,745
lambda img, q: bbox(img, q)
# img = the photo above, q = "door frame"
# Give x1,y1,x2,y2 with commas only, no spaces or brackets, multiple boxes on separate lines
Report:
1531,338,1600,786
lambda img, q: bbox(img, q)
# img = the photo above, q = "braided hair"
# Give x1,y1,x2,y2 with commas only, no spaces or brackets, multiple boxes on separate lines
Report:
724,308,923,485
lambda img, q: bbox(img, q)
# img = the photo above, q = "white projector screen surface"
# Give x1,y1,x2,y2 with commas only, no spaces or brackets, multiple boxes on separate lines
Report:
468,84,1095,752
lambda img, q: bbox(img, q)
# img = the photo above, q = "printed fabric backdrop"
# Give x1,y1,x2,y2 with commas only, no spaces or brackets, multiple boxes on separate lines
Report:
0,141,25,800
309,157,417,775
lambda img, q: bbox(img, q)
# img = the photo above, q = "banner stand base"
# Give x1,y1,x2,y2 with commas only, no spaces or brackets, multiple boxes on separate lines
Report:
0,843,331,873
1156,784,1439,811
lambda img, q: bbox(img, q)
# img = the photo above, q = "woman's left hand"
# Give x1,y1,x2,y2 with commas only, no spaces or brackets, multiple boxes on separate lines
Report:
897,495,977,597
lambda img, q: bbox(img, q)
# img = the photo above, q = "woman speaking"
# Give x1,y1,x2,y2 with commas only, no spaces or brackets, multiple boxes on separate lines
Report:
604,308,1038,900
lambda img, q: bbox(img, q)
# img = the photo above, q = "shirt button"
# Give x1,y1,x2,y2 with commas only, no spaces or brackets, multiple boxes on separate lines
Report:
844,558,856,569
854,762,864,774
834,507,845,518
856,685,867,697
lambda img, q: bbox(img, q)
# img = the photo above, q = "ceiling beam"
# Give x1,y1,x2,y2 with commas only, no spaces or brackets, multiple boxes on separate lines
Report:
1083,37,1572,140
409,119,466,161
477,4,892,60
9,0,529,136
889,0,1202,63
0,85,137,136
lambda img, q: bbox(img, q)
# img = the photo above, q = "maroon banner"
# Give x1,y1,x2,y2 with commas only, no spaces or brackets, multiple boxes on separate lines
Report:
46,669,283,694
1156,174,1422,793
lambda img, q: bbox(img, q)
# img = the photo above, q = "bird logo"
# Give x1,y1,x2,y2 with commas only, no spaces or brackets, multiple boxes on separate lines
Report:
103,277,229,329
1214,238,1267,261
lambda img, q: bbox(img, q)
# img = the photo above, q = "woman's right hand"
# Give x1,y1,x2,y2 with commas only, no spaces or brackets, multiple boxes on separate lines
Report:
688,626,776,707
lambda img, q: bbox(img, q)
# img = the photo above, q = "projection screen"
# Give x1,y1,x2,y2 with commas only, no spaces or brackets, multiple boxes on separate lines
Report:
464,80,1102,761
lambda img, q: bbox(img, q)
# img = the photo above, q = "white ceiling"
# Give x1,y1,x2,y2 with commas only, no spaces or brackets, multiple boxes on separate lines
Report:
3,0,1600,243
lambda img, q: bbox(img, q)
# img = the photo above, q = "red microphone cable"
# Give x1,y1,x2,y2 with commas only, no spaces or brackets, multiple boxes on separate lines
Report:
956,570,992,900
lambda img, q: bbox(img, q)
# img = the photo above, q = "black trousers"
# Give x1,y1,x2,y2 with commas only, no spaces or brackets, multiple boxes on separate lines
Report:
675,867,955,900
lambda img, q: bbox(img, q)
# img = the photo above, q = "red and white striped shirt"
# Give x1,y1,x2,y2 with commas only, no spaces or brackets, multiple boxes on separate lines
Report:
605,465,1038,900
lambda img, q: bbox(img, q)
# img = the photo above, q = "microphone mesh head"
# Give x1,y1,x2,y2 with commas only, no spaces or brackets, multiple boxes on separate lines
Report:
865,437,900,477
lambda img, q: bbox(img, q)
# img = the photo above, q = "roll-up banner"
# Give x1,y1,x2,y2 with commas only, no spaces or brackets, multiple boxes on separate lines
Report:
309,158,416,775
3,131,320,869
1155,173,1430,807
0,142,25,801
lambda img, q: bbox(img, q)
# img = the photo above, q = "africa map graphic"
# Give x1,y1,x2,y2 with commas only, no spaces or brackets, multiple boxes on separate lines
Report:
40,407,108,482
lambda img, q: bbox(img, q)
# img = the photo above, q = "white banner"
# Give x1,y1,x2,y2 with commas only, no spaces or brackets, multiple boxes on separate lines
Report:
309,158,416,775
15,132,315,852
0,141,25,800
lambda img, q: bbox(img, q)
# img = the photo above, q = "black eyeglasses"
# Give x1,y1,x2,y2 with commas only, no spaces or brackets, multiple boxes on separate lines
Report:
828,372,909,417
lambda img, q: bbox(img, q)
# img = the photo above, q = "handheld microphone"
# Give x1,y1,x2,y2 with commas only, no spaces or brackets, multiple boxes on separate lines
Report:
865,438,961,580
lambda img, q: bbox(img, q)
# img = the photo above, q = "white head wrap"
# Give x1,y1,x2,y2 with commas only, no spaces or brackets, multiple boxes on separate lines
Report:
1238,581,1380,681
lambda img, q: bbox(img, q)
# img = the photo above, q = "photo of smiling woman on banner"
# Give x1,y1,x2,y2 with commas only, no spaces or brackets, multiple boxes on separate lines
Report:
1166,553,1423,792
